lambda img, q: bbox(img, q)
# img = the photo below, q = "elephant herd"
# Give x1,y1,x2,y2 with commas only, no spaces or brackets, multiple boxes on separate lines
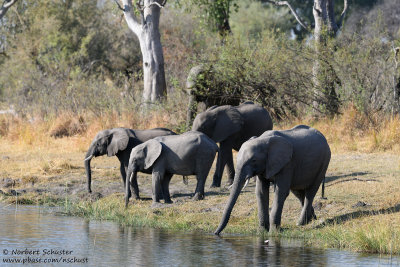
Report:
84,102,331,235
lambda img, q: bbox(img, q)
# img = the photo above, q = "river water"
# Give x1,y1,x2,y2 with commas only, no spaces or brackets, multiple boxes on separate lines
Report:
0,204,398,267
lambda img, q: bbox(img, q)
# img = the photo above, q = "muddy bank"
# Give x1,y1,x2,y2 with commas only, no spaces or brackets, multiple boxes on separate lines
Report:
0,170,229,206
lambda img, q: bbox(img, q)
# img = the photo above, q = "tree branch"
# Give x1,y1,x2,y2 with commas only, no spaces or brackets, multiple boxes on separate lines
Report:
113,0,125,11
264,0,309,31
120,0,142,36
136,1,145,25
0,0,18,20
337,0,348,29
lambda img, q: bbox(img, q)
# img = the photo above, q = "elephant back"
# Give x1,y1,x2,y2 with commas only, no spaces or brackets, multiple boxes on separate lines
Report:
134,128,176,143
236,103,273,145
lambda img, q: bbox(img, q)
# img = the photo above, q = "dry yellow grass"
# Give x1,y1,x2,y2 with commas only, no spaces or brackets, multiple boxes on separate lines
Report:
1,106,400,254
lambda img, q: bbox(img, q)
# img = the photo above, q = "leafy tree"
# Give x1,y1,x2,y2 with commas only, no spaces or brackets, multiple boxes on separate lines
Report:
0,0,142,114
177,0,239,37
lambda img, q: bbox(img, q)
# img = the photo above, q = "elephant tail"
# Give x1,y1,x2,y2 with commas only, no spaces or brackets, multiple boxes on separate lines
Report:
321,176,326,199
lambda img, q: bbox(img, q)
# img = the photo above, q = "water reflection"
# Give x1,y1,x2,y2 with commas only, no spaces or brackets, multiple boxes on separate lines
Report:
0,204,398,267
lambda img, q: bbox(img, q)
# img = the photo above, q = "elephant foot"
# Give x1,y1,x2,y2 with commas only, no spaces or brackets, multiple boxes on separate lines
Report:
258,225,269,233
210,182,221,188
192,193,204,201
225,179,234,186
269,224,281,233
297,214,316,226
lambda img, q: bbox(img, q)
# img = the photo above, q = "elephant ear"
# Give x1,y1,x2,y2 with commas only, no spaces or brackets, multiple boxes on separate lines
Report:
212,107,243,142
107,130,130,157
143,139,162,169
265,136,293,179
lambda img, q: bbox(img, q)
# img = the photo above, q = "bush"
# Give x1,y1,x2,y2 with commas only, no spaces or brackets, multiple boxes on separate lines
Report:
193,31,314,120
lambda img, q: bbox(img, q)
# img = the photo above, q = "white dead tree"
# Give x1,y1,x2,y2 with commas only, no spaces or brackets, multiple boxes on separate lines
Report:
0,0,18,20
116,0,167,105
393,46,400,114
265,0,348,115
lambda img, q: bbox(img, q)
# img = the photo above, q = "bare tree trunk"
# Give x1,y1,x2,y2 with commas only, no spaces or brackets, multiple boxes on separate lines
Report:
266,0,347,116
0,0,18,20
312,0,340,116
120,0,167,106
393,47,400,114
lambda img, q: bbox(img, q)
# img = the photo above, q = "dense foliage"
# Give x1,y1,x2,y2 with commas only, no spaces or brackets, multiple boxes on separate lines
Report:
0,0,399,120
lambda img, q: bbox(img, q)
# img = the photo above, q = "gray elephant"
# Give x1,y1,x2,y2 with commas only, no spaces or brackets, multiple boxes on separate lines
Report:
185,64,240,128
214,125,331,235
192,101,273,187
84,127,176,198
125,131,218,207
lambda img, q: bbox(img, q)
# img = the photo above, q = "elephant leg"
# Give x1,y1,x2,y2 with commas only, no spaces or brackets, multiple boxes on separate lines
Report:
291,189,305,207
298,191,317,225
256,175,270,231
161,173,173,204
298,163,329,225
211,140,232,188
292,189,314,225
120,164,131,198
269,171,291,231
224,148,235,186
130,171,140,200
152,171,164,203
193,173,207,201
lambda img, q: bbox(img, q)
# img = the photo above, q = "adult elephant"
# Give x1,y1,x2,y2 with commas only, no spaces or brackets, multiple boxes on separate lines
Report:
192,102,273,187
84,127,176,198
185,64,240,128
214,125,331,235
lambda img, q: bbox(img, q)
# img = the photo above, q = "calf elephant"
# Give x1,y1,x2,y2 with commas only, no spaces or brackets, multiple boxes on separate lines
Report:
84,127,176,198
215,125,331,235
192,101,273,187
125,131,218,207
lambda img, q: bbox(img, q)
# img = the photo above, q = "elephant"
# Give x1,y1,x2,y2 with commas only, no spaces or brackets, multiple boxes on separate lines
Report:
192,101,273,188
214,125,331,235
185,64,241,128
84,127,176,198
125,131,218,207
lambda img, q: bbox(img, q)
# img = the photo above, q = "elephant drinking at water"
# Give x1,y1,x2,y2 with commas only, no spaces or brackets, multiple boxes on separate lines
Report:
192,102,273,187
125,131,218,207
215,125,331,235
84,127,176,198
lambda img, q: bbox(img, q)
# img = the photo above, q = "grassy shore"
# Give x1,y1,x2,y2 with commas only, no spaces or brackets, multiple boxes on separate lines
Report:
1,109,400,255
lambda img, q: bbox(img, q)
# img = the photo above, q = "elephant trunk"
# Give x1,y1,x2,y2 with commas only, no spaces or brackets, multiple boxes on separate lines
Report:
84,151,94,193
214,172,247,235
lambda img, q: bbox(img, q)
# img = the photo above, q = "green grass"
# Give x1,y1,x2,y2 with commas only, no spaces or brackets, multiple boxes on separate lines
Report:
60,193,400,255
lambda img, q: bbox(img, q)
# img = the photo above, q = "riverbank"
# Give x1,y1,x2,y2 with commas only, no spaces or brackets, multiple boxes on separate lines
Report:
1,132,399,254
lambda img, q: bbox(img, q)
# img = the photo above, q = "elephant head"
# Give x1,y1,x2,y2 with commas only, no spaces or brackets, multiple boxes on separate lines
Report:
125,139,162,207
84,128,129,193
192,105,244,143
215,135,293,235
